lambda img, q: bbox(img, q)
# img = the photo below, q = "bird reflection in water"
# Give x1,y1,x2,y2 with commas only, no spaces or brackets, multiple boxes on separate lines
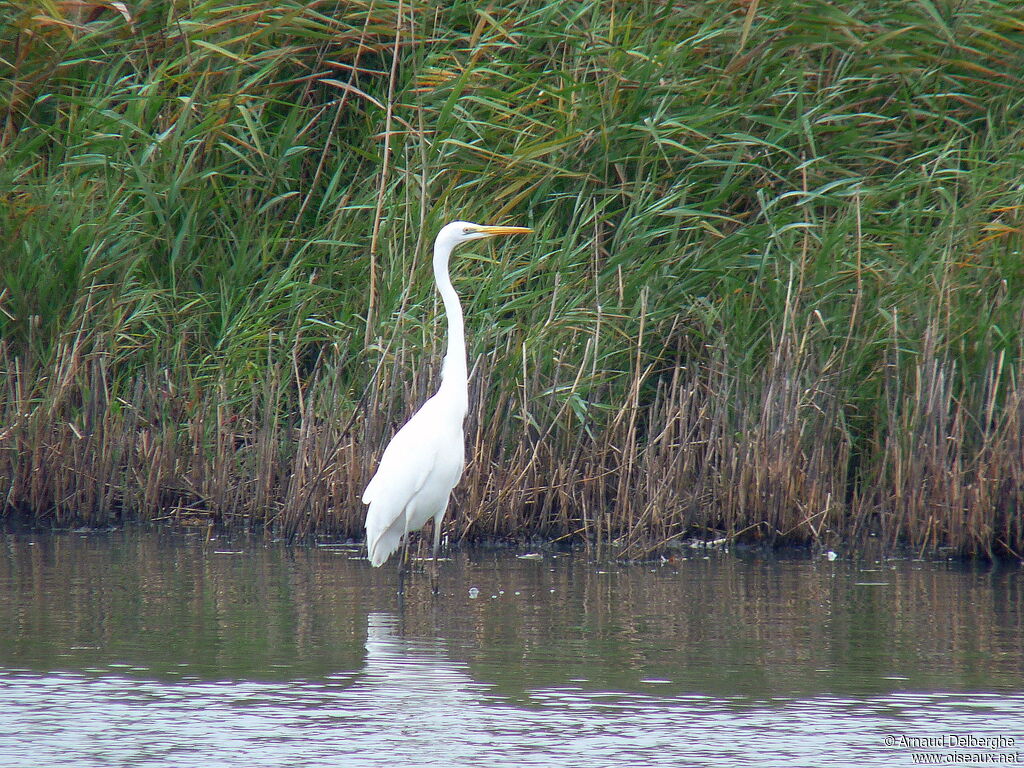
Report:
358,612,487,724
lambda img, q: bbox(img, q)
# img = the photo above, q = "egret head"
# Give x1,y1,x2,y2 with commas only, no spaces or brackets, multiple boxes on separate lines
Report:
436,220,532,249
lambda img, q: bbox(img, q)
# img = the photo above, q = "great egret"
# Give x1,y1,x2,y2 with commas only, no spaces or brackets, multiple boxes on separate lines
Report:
362,220,531,583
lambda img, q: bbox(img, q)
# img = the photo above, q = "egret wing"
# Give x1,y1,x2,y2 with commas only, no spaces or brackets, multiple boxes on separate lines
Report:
362,407,438,507
362,404,444,565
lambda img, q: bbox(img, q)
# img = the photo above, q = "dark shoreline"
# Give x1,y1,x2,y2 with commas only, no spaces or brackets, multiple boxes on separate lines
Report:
3,514,1016,566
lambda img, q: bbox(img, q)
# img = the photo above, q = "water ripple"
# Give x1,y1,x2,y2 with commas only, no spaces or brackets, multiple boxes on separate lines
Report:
3,614,1022,768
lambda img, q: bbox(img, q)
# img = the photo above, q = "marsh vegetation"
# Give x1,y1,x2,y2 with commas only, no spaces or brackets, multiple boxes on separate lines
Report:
2,1,1023,556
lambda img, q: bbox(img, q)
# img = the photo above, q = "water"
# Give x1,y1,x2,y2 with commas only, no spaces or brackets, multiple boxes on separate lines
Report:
0,530,1021,767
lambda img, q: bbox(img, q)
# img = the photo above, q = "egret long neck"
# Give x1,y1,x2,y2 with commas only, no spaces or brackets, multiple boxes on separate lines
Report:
433,238,468,413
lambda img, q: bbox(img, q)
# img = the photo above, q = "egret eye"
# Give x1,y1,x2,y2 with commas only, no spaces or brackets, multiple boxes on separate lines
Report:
463,227,473,234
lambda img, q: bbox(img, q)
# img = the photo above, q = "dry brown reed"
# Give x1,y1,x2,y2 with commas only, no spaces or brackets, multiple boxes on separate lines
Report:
2,296,1021,560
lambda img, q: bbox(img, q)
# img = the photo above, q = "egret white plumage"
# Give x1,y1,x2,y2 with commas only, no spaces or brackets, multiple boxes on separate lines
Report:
362,221,531,579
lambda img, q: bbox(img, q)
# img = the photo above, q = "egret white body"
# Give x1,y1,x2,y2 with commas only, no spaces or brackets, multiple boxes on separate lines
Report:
362,221,531,570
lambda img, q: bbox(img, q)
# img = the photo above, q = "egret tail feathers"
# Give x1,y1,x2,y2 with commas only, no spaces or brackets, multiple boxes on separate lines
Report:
365,506,406,567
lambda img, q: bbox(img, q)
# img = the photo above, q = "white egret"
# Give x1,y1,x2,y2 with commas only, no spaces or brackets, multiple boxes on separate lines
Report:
362,220,531,583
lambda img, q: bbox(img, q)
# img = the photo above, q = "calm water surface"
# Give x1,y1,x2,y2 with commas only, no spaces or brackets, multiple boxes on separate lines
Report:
0,530,1021,767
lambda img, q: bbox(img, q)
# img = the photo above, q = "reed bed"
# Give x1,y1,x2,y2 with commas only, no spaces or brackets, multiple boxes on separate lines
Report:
1,0,1023,557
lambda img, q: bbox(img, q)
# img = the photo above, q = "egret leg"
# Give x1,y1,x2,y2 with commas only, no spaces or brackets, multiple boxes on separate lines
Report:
430,516,443,595
397,535,410,596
